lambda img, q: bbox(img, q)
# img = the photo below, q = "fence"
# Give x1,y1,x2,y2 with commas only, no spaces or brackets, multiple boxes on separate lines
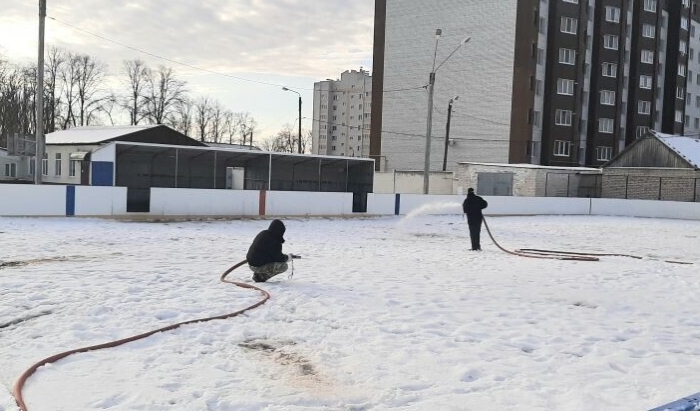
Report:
544,173,602,198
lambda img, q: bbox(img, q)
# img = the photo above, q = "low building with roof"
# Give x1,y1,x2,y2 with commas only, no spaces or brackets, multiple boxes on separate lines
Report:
601,131,700,202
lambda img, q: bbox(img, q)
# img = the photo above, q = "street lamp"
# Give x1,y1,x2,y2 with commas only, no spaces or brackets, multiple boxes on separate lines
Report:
282,87,302,153
442,96,458,171
422,32,471,194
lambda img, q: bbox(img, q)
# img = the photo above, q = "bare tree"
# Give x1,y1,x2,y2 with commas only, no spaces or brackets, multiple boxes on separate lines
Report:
44,47,66,132
223,110,240,144
144,65,187,125
74,53,107,126
234,111,257,145
194,96,212,141
173,97,194,136
59,54,80,128
122,59,149,125
209,100,225,143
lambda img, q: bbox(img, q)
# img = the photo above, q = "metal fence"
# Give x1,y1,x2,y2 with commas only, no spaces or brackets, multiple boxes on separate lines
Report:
543,173,602,198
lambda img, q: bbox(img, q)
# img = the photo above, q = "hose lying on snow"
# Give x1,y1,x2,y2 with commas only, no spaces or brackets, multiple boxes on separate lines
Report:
13,260,264,411
483,218,694,265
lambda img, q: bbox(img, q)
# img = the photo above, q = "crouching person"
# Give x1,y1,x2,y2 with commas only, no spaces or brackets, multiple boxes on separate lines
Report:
246,219,291,283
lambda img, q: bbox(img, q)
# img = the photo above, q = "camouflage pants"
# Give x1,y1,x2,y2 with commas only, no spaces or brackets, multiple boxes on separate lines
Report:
249,262,288,282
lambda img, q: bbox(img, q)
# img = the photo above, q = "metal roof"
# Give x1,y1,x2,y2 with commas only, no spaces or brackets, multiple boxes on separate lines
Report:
46,125,158,145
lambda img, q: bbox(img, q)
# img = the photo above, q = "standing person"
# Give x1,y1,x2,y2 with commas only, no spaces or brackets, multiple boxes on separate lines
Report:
462,187,488,251
246,219,296,282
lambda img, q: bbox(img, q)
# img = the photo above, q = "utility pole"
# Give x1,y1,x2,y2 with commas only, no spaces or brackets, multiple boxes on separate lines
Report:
422,29,441,195
442,96,457,171
35,0,46,184
297,95,302,153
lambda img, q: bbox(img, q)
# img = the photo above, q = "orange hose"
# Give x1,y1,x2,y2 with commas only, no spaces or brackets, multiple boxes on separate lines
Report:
13,260,264,411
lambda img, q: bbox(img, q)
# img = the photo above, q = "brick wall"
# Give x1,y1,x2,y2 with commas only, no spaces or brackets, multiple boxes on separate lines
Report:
602,168,700,201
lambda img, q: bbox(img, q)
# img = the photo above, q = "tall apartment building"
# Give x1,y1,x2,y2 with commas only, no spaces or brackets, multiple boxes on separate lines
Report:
312,69,372,157
371,0,697,171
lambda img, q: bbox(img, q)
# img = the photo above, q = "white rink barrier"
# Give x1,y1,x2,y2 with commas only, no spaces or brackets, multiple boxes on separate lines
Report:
2,184,700,220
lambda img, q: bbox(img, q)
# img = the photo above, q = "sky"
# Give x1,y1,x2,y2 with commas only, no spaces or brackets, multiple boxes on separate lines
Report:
0,0,375,142
1,214,699,410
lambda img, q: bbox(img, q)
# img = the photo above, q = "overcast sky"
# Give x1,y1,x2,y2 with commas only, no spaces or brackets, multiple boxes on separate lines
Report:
1,0,375,142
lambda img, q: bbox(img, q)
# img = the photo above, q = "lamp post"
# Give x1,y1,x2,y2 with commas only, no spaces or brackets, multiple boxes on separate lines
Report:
282,87,302,153
422,32,471,194
442,96,458,171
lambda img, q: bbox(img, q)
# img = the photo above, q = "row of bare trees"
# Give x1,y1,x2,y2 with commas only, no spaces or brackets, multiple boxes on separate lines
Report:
0,48,259,148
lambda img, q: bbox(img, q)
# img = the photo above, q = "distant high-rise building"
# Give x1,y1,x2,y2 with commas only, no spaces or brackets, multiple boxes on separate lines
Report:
312,69,372,157
371,0,697,171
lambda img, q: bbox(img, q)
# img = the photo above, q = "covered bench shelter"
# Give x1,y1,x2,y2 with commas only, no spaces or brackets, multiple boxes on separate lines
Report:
90,141,375,212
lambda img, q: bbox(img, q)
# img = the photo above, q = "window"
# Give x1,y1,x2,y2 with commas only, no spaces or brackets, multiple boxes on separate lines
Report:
642,24,656,38
537,48,545,65
41,155,48,176
535,79,543,95
638,100,651,114
679,63,687,77
559,48,576,64
637,126,649,137
675,109,684,123
602,62,617,77
644,0,657,12
695,118,699,129
696,96,700,107
598,118,614,133
604,34,619,50
555,109,573,126
539,17,547,34
600,90,615,105
561,17,578,34
557,78,575,95
686,115,691,125
641,50,654,64
562,0,578,3
606,6,621,23
533,110,541,126
596,146,613,161
640,75,653,89
553,140,571,156
29,159,35,176
677,86,685,99
69,160,78,177
680,40,688,55
682,18,689,30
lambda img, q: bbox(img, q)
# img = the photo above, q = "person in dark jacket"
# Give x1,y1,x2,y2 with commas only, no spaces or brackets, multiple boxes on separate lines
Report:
246,219,292,282
462,188,488,251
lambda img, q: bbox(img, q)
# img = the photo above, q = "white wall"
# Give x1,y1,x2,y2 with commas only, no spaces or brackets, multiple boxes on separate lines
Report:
265,191,352,216
0,184,66,216
74,187,127,216
373,171,455,194
591,198,700,220
367,193,396,215
150,188,259,216
485,196,591,216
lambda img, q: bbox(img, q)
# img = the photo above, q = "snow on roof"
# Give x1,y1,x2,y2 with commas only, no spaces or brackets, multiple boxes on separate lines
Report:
458,162,600,172
205,142,261,151
46,125,158,145
652,131,700,169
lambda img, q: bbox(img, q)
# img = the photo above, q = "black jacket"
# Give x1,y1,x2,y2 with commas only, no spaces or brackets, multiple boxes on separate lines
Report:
462,192,488,225
246,219,289,267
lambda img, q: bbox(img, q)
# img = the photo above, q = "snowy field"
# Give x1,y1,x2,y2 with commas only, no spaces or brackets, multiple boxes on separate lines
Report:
1,214,699,411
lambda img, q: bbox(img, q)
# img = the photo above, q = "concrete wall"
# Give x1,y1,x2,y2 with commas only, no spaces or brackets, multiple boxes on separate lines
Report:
150,188,259,216
74,186,127,216
266,191,353,216
373,171,455,194
0,184,66,216
592,198,700,220
367,193,396,215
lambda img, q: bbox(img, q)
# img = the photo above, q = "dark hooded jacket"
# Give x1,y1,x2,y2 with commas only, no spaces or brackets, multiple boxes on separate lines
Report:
462,191,488,225
246,219,289,267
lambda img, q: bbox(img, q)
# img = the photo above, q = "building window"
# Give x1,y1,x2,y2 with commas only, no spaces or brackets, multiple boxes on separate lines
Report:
606,6,621,23
642,24,656,38
680,40,688,55
677,86,685,99
696,96,700,107
596,146,613,161
561,17,578,34
555,109,573,126
644,0,657,12
641,50,654,64
675,110,684,123
695,118,699,128
535,79,543,95
553,140,571,157
686,115,691,125
537,48,545,65
533,110,541,126
69,160,79,177
639,75,653,89
638,100,652,114
539,17,547,34
682,18,689,30
29,159,35,176
4,163,16,177
598,118,614,133
604,34,619,50
679,63,687,77
41,155,48,176
557,78,575,95
602,62,617,77
636,126,649,137
600,90,616,105
54,153,62,176
562,0,578,3
559,48,576,65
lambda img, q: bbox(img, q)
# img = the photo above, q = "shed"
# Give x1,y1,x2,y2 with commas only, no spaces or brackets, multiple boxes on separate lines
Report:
602,131,700,202
454,162,601,197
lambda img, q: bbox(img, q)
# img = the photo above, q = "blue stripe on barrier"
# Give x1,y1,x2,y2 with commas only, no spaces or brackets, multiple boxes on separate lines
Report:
66,186,75,216
648,392,700,411
394,193,400,215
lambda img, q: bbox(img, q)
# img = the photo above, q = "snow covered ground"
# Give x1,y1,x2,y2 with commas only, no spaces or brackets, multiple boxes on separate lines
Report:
0,214,699,411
